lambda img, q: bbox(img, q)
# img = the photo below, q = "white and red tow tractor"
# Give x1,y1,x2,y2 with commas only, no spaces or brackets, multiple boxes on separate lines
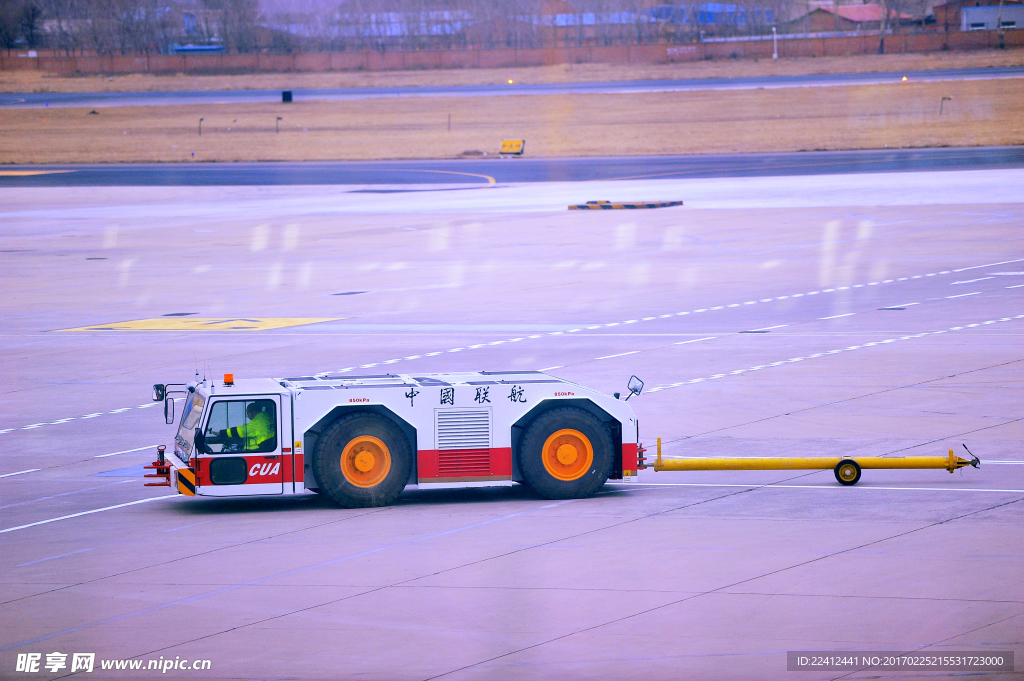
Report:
147,371,645,507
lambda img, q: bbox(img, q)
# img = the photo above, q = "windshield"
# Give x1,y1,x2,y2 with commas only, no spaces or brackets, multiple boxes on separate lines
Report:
174,391,206,463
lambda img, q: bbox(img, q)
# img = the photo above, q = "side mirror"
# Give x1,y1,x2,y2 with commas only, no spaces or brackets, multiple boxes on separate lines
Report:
194,427,209,454
152,384,166,401
164,398,175,425
625,375,644,400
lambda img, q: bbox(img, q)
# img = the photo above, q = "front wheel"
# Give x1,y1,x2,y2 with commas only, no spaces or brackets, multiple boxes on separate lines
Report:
313,412,412,508
517,407,614,499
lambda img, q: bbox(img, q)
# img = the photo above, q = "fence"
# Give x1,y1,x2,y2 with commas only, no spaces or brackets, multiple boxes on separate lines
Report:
1,30,1020,74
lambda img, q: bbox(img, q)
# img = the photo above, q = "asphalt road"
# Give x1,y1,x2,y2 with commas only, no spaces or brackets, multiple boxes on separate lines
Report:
3,146,1024,187
3,66,1022,109
1,170,1022,679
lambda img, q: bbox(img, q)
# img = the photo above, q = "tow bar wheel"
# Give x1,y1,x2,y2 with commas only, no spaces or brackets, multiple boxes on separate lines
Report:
518,406,614,500
834,459,862,486
313,412,412,508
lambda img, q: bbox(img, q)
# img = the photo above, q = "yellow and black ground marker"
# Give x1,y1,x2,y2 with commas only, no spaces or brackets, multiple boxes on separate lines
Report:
569,200,683,210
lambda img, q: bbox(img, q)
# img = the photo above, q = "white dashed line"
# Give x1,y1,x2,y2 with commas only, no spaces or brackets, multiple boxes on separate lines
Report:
80,413,102,419
1007,284,1024,289
674,337,717,345
952,277,995,285
820,313,855,320
538,365,564,371
108,408,131,414
22,424,47,430
596,351,640,360
0,469,40,478
947,292,981,299
953,257,1024,272
749,325,788,331
647,313,1024,393
95,444,161,458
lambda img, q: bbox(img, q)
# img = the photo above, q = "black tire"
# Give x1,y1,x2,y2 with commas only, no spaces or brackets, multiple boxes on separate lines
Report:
313,412,412,508
834,459,861,486
517,407,614,500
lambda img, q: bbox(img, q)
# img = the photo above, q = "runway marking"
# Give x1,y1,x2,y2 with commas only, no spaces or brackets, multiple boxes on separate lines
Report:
0,170,74,177
57,317,340,332
0,495,176,535
947,292,981,299
596,351,639,360
95,444,159,458
952,277,995,285
648,313,1024,393
4,256,1021,435
674,337,716,345
16,548,93,567
748,325,787,332
612,482,1024,493
538,365,564,371
0,469,40,478
820,313,855,320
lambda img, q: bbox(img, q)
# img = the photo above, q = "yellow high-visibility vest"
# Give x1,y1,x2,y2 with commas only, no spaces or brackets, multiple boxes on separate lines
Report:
226,412,275,450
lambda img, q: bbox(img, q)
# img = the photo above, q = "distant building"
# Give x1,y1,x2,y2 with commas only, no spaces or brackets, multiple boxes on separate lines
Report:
789,4,914,32
933,0,1023,31
961,3,1024,29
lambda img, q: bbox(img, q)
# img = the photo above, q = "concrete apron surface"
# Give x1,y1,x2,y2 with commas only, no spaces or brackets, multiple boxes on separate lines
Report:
0,170,1022,680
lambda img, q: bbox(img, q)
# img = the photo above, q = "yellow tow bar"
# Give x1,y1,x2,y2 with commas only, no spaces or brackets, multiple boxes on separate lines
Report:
645,438,980,486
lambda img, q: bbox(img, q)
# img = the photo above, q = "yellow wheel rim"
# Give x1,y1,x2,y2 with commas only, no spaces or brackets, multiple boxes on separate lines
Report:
542,429,593,482
838,463,857,482
340,435,391,488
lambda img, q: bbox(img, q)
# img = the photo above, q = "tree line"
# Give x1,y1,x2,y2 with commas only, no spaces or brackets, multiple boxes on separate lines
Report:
3,0,911,57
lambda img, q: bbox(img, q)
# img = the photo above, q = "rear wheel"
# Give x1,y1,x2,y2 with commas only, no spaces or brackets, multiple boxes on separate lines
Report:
313,412,412,508
518,407,614,499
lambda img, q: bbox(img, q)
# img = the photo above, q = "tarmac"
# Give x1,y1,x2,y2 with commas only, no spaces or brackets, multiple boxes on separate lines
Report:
2,147,1024,187
1,161,1022,679
2,66,1022,109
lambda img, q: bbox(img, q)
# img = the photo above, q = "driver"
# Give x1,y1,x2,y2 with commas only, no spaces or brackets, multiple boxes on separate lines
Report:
218,402,275,451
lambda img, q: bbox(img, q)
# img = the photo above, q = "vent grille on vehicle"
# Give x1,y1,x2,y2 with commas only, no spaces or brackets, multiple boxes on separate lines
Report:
438,449,491,476
435,409,492,477
436,409,491,450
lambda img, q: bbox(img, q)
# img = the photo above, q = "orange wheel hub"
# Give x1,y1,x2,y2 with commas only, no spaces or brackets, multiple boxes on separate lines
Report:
340,435,391,488
542,429,593,481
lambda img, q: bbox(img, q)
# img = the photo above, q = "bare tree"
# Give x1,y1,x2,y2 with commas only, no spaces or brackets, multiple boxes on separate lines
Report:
0,0,20,53
19,0,40,46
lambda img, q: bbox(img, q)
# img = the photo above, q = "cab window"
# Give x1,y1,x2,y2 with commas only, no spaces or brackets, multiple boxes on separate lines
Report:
203,399,277,454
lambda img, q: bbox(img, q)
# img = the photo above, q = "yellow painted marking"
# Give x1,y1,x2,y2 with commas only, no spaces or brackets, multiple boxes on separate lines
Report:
0,170,75,177
58,317,341,332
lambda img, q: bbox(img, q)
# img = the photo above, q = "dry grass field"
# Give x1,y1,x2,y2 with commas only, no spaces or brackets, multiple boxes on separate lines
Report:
2,49,1023,93
1,78,1020,163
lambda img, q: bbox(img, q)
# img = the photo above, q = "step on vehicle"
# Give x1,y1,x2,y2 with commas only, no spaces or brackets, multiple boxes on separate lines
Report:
149,371,644,507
